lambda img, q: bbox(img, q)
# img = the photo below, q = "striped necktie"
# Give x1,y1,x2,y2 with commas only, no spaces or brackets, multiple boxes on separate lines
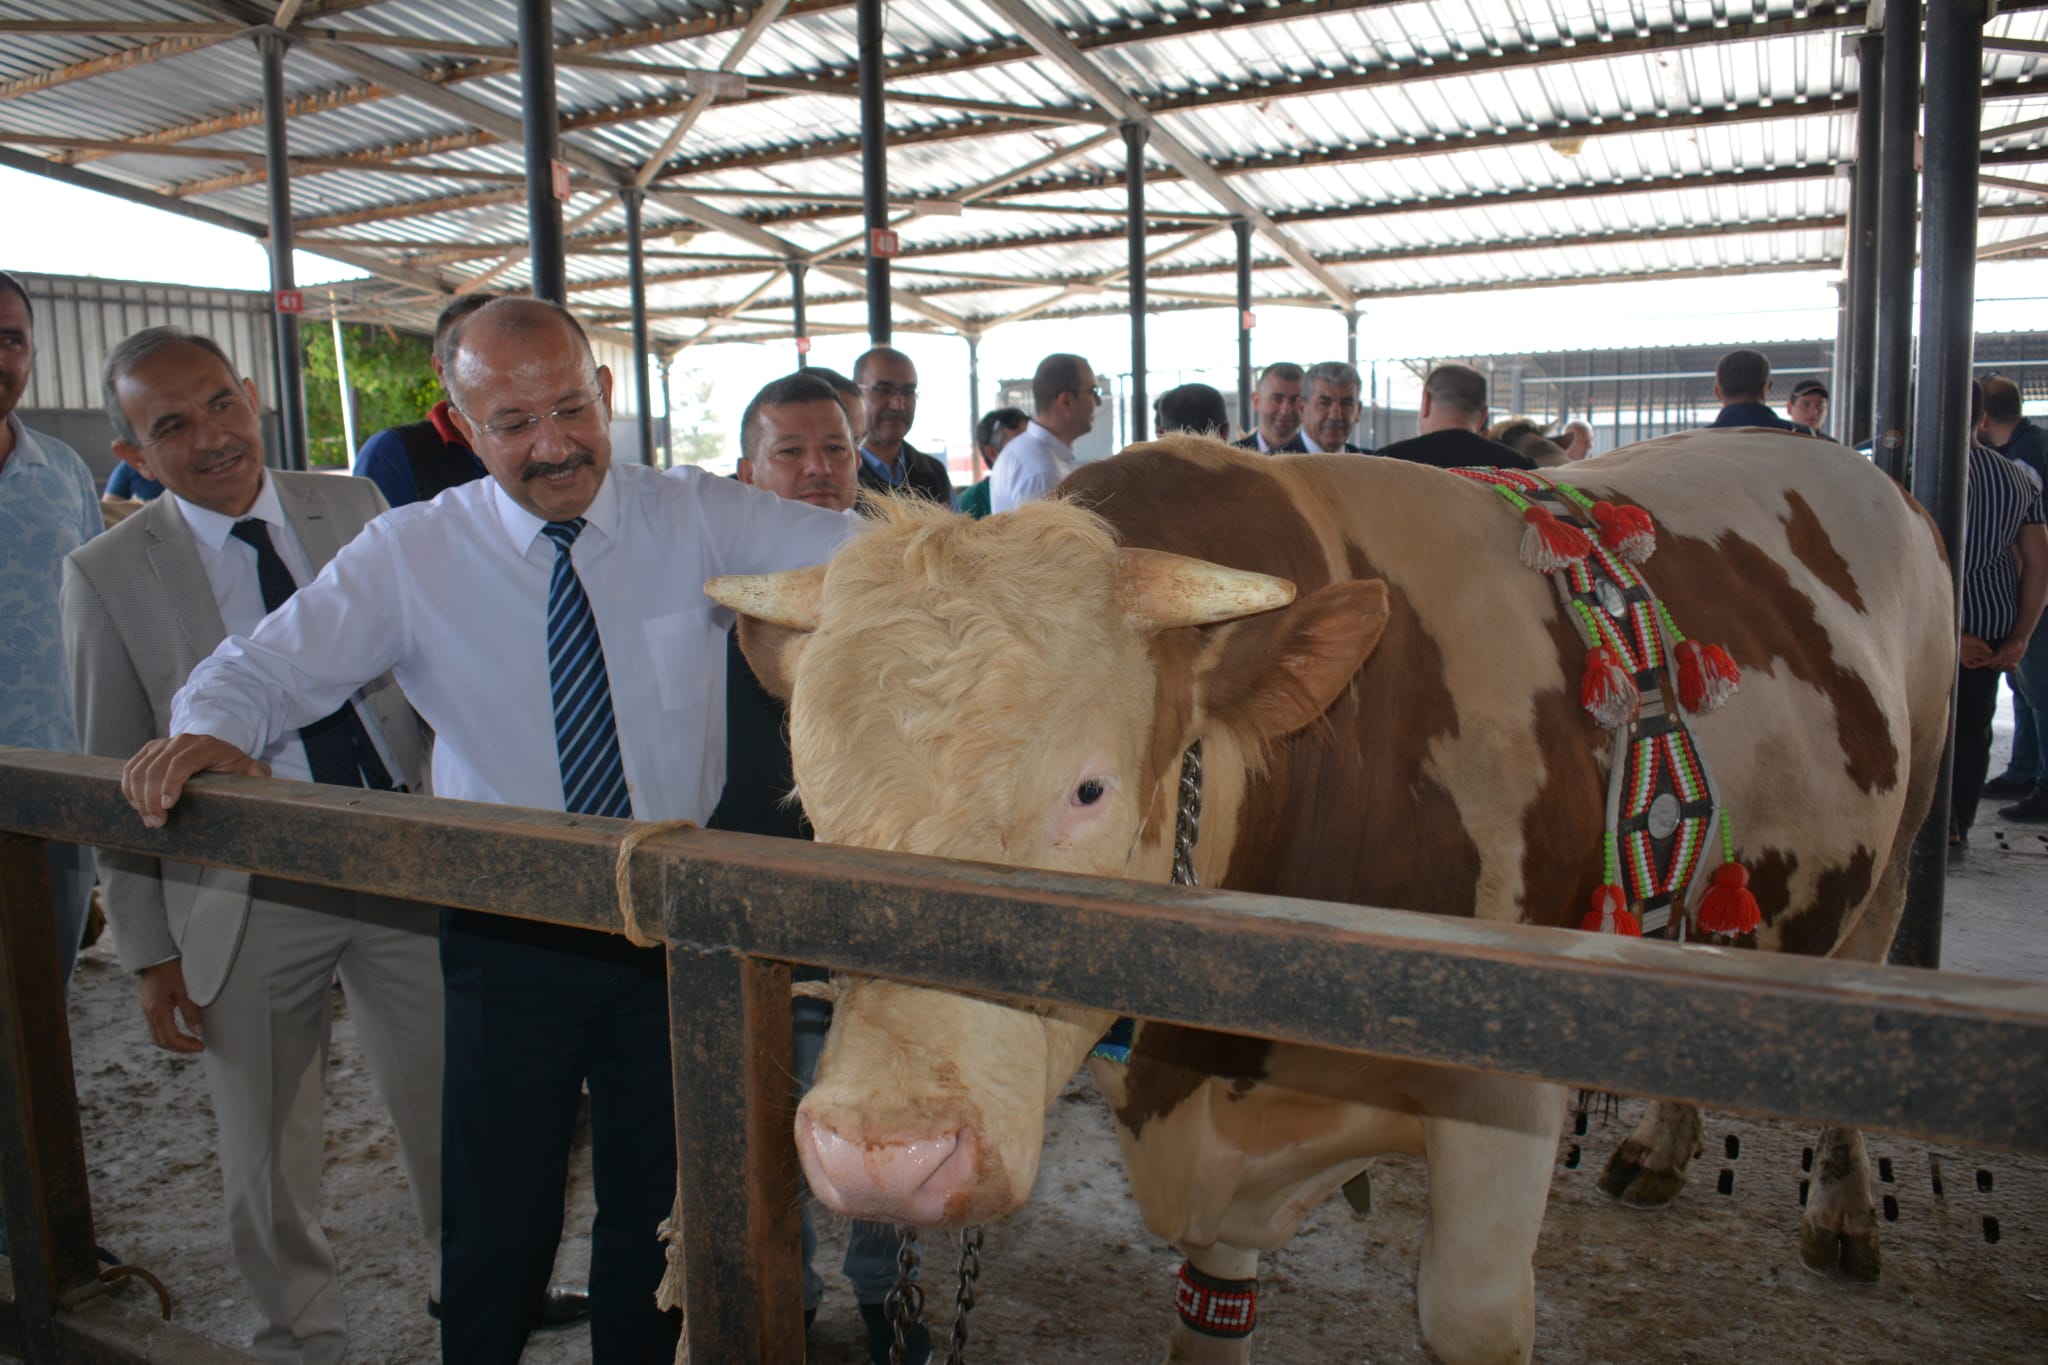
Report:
542,519,632,819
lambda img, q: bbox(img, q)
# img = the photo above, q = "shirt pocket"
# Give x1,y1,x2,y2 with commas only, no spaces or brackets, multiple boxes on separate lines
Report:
640,610,714,714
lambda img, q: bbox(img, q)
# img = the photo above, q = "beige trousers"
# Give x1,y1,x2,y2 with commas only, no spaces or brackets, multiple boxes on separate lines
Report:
198,882,443,1365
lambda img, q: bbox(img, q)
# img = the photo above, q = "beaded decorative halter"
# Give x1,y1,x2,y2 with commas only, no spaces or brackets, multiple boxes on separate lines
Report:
1451,468,1761,941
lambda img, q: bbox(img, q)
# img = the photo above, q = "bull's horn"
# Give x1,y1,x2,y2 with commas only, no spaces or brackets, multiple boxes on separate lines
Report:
1117,547,1296,629
703,564,826,630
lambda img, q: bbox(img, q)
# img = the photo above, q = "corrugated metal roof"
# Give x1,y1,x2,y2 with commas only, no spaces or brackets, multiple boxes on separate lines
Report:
3,0,2045,345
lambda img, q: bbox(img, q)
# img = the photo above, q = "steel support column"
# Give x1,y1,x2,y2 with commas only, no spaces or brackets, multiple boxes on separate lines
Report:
1871,1,1922,482
1123,120,1149,443
1896,1,1984,971
1848,29,1884,446
967,332,981,471
858,0,889,344
329,307,356,463
789,262,808,367
1345,309,1359,370
1234,218,1253,435
517,0,566,304
257,29,306,472
658,353,674,466
623,186,654,465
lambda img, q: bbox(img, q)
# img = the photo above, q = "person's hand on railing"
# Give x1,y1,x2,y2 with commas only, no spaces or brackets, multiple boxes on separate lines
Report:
138,959,205,1054
121,734,272,829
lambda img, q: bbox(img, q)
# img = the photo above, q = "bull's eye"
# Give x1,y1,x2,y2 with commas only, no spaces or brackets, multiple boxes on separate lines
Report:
1074,778,1107,806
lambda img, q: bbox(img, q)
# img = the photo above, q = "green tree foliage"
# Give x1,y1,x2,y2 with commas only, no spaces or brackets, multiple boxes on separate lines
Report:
301,324,441,468
667,378,726,467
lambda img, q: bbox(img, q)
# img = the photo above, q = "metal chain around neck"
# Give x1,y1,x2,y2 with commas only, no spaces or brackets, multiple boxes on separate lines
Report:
1172,740,1204,888
886,1227,924,1365
885,742,1203,1365
944,1225,983,1364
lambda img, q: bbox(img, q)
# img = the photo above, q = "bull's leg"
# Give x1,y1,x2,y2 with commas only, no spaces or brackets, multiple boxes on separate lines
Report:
1163,1245,1260,1365
1800,1125,1882,1282
1598,1099,1703,1208
1414,1082,1565,1365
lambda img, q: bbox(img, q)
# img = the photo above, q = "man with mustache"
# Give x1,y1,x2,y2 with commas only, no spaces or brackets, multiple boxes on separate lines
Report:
64,326,443,1365
0,270,102,997
852,346,952,505
1298,360,1373,454
121,298,858,1364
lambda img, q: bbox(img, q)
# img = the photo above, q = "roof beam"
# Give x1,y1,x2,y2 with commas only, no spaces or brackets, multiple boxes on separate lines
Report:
632,0,791,191
984,0,1351,308
0,144,452,297
0,31,247,103
58,1,848,167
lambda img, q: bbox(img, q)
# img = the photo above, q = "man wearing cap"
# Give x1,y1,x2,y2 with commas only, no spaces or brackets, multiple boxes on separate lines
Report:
1786,379,1829,438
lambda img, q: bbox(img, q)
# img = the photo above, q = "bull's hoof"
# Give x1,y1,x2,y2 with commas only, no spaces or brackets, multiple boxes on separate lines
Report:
1800,1218,1883,1283
1598,1142,1687,1208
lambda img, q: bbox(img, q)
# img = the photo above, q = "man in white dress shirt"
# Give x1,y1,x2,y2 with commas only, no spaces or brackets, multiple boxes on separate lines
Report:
989,352,1101,513
122,299,859,1365
66,327,443,1365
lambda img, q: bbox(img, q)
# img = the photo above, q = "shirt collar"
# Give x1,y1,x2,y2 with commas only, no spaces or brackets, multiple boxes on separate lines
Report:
174,470,284,551
1026,420,1075,461
491,461,620,558
859,444,907,488
428,399,472,451
2,414,50,473
1299,428,1328,454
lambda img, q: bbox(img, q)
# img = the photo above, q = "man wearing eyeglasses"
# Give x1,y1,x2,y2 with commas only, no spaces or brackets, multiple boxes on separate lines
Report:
121,298,859,1364
852,346,952,505
65,325,443,1365
990,353,1100,513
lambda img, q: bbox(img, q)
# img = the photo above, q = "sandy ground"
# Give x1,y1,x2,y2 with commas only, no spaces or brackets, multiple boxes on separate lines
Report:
36,698,2048,1364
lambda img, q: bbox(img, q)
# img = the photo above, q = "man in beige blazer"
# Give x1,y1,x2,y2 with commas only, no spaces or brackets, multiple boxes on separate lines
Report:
61,327,442,1365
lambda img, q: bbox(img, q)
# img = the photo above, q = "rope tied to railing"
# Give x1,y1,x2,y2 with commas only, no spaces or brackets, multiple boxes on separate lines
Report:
611,819,699,948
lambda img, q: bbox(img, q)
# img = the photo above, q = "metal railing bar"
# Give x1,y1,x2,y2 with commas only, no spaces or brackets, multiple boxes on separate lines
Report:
4,749,2046,1157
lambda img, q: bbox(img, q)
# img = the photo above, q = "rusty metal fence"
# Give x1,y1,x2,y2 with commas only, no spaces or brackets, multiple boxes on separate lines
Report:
2,747,2046,1362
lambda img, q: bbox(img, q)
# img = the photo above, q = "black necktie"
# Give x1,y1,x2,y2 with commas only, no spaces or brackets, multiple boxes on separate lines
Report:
228,518,395,791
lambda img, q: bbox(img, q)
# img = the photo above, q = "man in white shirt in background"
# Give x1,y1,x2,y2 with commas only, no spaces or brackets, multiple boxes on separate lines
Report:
989,352,1100,513
121,298,859,1365
65,326,442,1365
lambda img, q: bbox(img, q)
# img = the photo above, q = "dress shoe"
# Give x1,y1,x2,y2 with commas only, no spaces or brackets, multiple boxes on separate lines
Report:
427,1287,591,1331
1999,789,2048,823
858,1301,933,1365
1982,771,2036,799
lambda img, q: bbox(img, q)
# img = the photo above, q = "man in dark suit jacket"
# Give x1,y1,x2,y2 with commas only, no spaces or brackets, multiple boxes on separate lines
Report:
1300,360,1374,454
852,346,952,505
1707,348,1814,434
1232,361,1308,454
1373,362,1536,471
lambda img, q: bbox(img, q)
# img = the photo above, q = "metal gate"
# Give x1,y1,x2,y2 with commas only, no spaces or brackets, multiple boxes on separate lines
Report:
1,748,2044,1362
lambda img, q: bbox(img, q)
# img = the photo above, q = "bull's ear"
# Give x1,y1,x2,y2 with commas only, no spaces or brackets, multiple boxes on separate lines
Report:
1193,579,1390,741
735,616,809,702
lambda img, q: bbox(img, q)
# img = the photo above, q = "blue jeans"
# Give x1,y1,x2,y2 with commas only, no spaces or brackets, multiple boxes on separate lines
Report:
2011,631,2048,785
794,996,909,1311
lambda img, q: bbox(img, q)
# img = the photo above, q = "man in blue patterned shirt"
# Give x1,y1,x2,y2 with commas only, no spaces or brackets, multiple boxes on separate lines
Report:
0,270,101,989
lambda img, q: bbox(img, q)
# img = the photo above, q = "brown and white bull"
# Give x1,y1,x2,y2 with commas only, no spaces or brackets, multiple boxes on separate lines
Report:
708,432,1954,1363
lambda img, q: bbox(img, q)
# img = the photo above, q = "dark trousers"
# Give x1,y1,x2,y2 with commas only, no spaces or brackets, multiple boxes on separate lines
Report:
1955,660,2007,835
439,911,680,1364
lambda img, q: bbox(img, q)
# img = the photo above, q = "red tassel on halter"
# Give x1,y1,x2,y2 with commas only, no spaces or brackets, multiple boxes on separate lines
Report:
1582,884,1642,936
1591,501,1656,563
1675,640,1741,714
1518,504,1592,573
1580,646,1640,728
1696,861,1762,937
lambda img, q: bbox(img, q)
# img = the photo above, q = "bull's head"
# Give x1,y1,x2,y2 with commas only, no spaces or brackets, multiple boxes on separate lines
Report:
706,496,1389,1227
